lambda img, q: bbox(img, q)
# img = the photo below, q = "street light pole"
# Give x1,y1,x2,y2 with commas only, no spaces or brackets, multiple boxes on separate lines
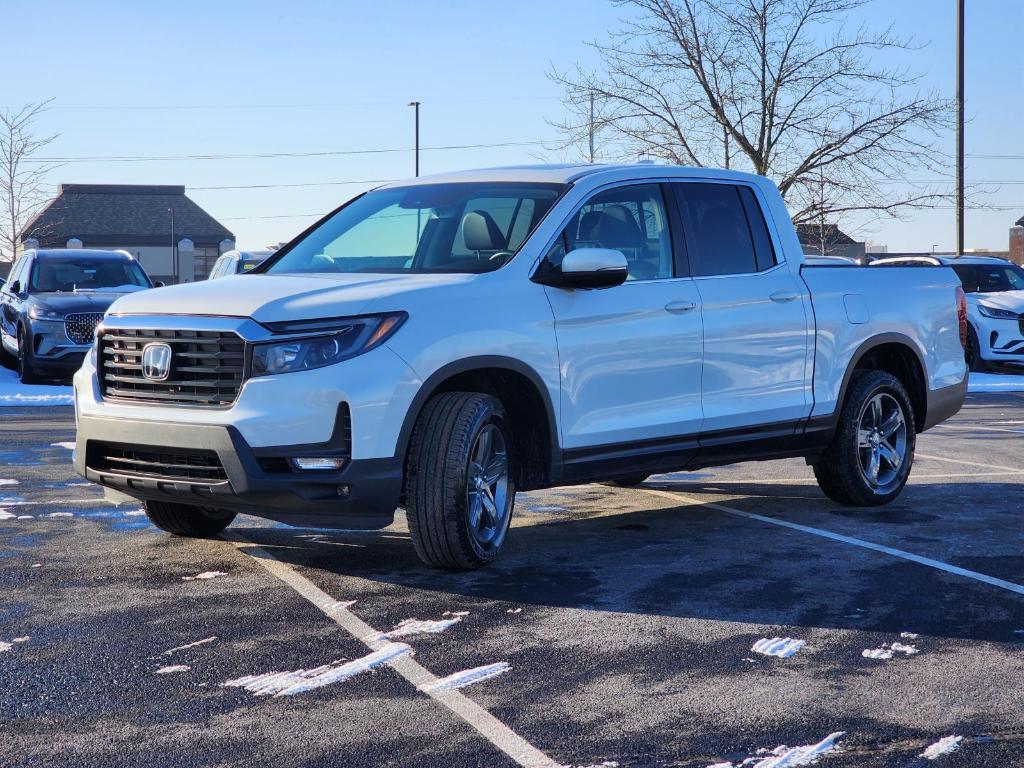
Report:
956,0,965,256
169,206,176,284
407,101,421,177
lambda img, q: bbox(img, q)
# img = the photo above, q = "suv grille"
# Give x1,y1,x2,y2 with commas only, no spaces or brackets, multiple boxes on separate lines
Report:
87,442,227,484
100,328,246,406
65,312,104,344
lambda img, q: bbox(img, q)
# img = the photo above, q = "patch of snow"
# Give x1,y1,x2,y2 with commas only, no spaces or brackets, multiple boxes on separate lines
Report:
969,372,1024,393
182,570,227,581
507,608,523,614
44,512,73,517
30,563,41,568
155,665,190,674
0,510,15,520
16,515,32,519
706,733,845,768
752,637,806,659
0,479,18,486
12,637,29,643
376,617,462,640
0,641,12,653
325,599,357,612
161,636,218,656
920,735,963,760
890,641,919,655
862,648,894,660
222,642,411,697
442,610,470,617
51,442,76,450
900,632,919,639
0,368,74,406
423,661,511,693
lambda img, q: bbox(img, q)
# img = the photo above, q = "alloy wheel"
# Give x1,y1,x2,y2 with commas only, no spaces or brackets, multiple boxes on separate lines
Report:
857,393,908,492
465,423,510,552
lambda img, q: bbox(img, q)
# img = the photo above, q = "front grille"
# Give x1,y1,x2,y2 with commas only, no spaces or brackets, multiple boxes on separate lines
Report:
100,328,245,406
65,312,104,344
87,442,227,484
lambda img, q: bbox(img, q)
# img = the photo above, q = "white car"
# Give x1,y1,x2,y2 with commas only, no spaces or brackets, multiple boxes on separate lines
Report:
73,164,968,568
208,250,273,280
873,255,1024,372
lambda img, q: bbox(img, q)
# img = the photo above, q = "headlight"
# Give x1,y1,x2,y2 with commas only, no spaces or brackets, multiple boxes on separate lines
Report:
977,304,1018,320
251,312,406,376
28,306,64,321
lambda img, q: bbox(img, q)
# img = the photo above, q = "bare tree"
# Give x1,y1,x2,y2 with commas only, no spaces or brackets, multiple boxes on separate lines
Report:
0,99,59,262
549,0,952,226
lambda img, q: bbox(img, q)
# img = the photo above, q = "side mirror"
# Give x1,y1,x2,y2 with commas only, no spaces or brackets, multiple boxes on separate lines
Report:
153,281,165,288
554,248,629,289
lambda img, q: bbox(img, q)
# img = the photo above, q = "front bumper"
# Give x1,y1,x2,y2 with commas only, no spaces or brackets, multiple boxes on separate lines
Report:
73,412,402,529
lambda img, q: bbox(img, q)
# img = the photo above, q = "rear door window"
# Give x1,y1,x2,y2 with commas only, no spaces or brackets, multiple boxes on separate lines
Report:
674,183,772,277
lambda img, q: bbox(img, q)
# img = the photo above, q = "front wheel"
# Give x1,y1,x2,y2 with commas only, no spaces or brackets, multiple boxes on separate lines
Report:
143,500,236,537
404,392,515,569
965,324,987,373
813,371,915,507
17,327,40,384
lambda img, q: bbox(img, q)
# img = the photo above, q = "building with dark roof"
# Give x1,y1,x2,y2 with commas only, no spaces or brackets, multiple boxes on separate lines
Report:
795,222,866,261
21,184,235,284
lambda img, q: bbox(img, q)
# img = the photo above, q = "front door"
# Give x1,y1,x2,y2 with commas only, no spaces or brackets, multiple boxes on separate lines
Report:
542,183,704,473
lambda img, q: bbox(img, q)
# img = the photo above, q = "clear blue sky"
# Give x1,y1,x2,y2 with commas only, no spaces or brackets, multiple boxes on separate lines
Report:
7,0,1023,252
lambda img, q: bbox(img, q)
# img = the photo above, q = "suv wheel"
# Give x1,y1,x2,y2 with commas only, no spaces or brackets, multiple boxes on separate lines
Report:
404,392,515,569
143,500,236,537
965,324,986,372
606,474,649,487
17,327,40,384
813,371,915,507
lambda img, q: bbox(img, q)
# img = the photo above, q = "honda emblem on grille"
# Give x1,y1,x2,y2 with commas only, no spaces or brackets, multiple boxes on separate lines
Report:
142,343,172,381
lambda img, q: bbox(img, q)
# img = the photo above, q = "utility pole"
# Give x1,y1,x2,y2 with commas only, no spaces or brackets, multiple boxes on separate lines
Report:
587,91,595,163
407,101,421,177
169,206,176,284
956,0,965,256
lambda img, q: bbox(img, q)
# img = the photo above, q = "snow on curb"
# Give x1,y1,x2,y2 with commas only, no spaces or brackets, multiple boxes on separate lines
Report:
920,735,963,760
421,662,511,693
222,643,411,697
706,731,845,768
968,372,1024,393
0,368,73,406
751,637,805,659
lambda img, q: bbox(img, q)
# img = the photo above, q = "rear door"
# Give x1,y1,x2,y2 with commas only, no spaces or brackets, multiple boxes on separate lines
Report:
671,181,812,438
542,182,704,466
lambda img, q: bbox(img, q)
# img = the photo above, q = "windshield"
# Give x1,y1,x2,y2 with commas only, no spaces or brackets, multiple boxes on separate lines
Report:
951,264,1024,293
29,259,150,293
264,182,564,275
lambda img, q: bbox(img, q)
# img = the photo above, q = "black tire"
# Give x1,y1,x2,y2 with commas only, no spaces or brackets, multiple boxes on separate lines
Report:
965,324,987,373
143,500,236,537
606,474,650,487
0,337,15,370
404,392,515,569
16,326,40,384
813,370,916,507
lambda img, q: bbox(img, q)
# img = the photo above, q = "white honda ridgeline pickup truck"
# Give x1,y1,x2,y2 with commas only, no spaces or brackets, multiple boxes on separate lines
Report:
73,165,968,569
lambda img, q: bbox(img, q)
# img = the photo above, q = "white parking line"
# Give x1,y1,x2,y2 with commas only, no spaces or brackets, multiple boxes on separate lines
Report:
638,488,1024,598
223,531,560,768
916,453,1024,474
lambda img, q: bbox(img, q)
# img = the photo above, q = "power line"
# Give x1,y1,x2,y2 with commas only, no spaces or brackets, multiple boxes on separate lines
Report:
189,178,397,191
29,140,549,164
6,96,560,111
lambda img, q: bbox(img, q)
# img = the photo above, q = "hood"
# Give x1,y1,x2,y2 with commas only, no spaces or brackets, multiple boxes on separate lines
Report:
106,272,477,323
34,291,138,314
969,290,1024,312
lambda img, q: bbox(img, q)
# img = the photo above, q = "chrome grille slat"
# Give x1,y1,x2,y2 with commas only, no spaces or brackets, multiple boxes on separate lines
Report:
99,327,246,406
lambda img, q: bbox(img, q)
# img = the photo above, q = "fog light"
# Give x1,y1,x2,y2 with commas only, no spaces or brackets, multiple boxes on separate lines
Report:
289,457,346,471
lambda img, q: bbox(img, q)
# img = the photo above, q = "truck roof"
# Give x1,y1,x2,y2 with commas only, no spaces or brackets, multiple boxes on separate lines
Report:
27,248,134,262
381,163,770,188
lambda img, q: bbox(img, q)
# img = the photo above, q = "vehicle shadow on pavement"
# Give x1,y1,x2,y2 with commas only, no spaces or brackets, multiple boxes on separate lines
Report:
232,480,1024,646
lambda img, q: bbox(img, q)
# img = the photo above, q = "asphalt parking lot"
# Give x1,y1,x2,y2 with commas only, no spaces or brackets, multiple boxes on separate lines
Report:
2,394,1023,768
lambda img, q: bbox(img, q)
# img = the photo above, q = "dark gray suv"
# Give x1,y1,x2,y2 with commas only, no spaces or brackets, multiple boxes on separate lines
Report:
0,249,154,383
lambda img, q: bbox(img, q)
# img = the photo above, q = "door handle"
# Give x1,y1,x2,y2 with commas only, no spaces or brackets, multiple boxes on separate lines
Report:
769,290,799,303
665,300,698,313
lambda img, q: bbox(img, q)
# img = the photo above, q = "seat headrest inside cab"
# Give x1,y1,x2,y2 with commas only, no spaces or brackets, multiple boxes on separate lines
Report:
463,210,507,252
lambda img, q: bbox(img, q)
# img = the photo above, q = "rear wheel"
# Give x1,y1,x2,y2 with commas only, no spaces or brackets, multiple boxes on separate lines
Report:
404,392,515,569
143,500,236,537
813,370,915,507
606,474,650,487
17,327,40,384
